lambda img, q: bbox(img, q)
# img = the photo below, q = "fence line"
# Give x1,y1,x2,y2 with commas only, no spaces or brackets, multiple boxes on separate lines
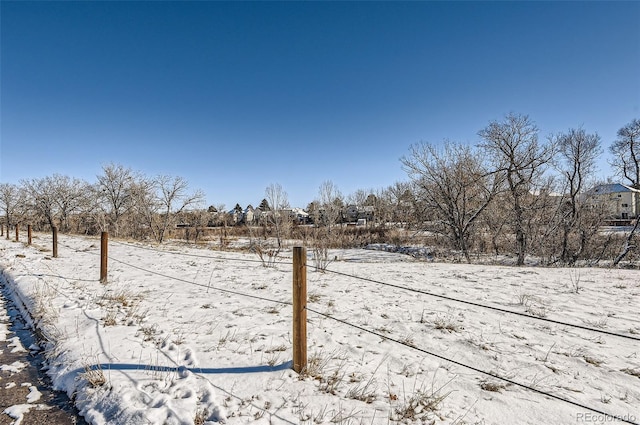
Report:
106,238,640,337
57,233,640,341
54,239,293,307
108,255,294,307
305,306,640,425
322,266,640,342
14,231,639,424
110,239,281,265
48,234,640,342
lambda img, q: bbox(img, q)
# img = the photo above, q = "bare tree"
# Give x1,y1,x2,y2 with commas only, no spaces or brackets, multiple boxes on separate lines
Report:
250,183,290,266
0,183,26,229
22,177,59,229
96,163,137,236
609,118,640,189
74,183,104,235
346,189,368,209
14,176,92,233
265,183,290,249
151,175,204,243
479,192,510,256
609,118,640,265
317,180,343,234
613,218,640,266
523,176,564,262
128,176,158,240
51,175,91,232
402,141,501,262
478,113,555,265
178,208,211,244
552,128,603,264
381,181,414,228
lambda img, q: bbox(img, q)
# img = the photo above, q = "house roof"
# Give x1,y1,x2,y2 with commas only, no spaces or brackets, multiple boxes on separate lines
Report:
589,183,640,195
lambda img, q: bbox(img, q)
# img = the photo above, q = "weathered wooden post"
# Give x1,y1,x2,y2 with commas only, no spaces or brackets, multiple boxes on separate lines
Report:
52,227,58,258
292,246,307,373
1,223,4,236
28,225,32,245
100,232,108,283
15,224,19,242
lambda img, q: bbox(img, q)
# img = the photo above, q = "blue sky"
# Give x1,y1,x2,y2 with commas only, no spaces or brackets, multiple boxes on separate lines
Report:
1,1,639,209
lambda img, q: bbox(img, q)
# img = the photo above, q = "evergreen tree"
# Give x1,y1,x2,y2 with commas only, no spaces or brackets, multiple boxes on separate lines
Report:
259,198,270,211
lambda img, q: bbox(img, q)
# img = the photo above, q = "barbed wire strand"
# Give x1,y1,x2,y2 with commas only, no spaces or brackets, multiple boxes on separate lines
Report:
305,306,639,425
100,238,640,344
56,240,291,306
56,236,269,264
58,237,640,341
13,237,640,422
106,255,292,307
321,267,640,342
109,239,292,265
53,240,291,310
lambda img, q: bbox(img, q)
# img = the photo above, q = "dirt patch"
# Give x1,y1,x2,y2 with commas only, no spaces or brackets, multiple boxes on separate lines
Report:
1,287,86,424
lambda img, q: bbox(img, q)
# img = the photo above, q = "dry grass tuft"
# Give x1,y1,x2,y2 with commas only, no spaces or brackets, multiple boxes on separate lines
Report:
264,344,287,353
480,381,508,392
80,363,107,387
102,310,118,326
583,356,604,367
137,324,159,342
194,408,209,425
301,350,336,380
433,315,461,333
391,384,450,422
308,291,323,303
621,368,640,378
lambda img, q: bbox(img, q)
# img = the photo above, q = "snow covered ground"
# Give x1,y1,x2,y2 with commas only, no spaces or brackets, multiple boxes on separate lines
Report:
0,232,639,425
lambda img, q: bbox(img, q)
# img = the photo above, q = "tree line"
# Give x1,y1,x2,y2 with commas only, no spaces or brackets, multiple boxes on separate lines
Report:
401,114,639,266
1,113,638,266
0,166,204,244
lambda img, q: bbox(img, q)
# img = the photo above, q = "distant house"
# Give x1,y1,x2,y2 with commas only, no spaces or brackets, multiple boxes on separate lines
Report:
345,205,359,222
228,204,244,224
345,204,375,223
287,207,310,224
227,209,241,224
243,205,255,224
586,183,640,221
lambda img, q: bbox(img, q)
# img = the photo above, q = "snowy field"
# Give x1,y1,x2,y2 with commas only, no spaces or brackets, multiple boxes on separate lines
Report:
1,232,639,425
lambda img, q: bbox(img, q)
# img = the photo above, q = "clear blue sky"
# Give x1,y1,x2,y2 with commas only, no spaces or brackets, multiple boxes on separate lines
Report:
1,1,639,209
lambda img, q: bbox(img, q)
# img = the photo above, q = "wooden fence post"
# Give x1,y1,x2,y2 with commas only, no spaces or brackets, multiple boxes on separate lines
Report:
28,225,32,245
15,224,19,242
1,224,3,236
52,227,58,258
293,246,307,373
100,232,108,283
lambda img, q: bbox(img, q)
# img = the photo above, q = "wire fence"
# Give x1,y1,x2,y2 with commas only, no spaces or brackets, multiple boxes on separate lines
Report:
320,266,640,342
58,239,293,307
5,230,639,425
305,307,639,425
96,237,638,342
